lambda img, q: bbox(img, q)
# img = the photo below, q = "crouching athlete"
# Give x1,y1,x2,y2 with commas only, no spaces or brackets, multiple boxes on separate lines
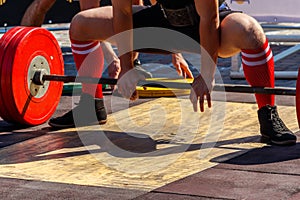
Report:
49,0,297,146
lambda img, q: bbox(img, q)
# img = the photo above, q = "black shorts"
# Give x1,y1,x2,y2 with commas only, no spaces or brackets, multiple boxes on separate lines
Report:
133,4,237,45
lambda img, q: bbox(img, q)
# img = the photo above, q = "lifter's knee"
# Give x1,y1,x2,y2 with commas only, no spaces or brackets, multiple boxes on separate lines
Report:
69,13,87,41
241,16,266,48
221,13,266,50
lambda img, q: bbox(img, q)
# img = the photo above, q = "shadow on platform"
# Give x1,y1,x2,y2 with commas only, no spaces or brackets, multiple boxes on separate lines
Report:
212,141,300,165
0,120,49,148
0,129,157,164
211,131,300,165
0,128,260,164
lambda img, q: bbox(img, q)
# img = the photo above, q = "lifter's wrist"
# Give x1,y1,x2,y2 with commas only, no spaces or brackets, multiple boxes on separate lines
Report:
120,52,134,70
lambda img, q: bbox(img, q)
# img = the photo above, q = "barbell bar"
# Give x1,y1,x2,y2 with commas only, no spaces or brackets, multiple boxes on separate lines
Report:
36,73,297,96
0,26,299,127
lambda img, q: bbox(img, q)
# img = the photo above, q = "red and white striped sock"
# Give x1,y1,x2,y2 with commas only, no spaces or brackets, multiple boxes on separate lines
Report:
71,39,104,98
241,39,275,109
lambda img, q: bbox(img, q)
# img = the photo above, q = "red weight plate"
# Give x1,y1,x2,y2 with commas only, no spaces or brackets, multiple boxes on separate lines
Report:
0,26,26,122
1,27,36,123
2,27,64,125
3,27,64,125
296,67,300,128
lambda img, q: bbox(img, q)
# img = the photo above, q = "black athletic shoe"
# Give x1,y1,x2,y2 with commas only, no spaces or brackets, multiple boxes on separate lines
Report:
258,105,296,145
48,94,107,129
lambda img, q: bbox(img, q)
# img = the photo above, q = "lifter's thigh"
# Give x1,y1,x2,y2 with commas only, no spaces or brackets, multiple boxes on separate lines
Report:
70,6,115,41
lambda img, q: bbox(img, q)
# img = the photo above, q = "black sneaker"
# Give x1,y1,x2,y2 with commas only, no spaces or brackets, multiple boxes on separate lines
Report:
258,105,296,145
48,93,107,129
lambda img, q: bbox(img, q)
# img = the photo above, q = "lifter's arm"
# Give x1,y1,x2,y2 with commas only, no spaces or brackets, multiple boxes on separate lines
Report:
111,0,134,73
190,0,219,112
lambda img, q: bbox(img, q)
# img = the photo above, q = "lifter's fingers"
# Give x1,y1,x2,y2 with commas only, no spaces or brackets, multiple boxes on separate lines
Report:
183,71,186,79
190,90,198,112
193,101,198,112
127,82,138,100
199,96,205,112
176,66,183,77
184,67,193,79
125,87,134,99
206,93,212,108
130,90,138,101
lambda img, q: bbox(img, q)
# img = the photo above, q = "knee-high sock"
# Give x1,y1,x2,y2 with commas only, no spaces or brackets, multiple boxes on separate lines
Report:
71,39,104,98
241,39,275,109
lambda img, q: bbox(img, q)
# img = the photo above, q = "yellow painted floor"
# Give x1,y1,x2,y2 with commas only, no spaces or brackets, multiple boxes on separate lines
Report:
0,98,298,191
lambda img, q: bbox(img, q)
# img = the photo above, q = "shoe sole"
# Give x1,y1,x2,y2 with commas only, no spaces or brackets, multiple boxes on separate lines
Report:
261,135,296,146
48,119,107,129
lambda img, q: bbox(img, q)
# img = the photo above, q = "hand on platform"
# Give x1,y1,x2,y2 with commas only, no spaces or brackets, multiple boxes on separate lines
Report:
172,53,193,78
117,68,146,100
190,75,214,112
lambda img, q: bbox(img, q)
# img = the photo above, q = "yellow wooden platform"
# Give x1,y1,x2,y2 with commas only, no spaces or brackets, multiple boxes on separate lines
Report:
0,98,298,191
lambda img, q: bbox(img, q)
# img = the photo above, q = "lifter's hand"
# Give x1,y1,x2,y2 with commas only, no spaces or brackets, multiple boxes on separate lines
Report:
108,59,121,90
117,68,146,101
189,75,214,112
172,53,193,78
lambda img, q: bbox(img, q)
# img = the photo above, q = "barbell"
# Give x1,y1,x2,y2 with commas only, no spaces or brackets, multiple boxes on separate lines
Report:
0,26,300,126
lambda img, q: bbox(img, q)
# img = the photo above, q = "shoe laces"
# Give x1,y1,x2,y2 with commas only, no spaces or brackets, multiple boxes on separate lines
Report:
270,108,288,132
